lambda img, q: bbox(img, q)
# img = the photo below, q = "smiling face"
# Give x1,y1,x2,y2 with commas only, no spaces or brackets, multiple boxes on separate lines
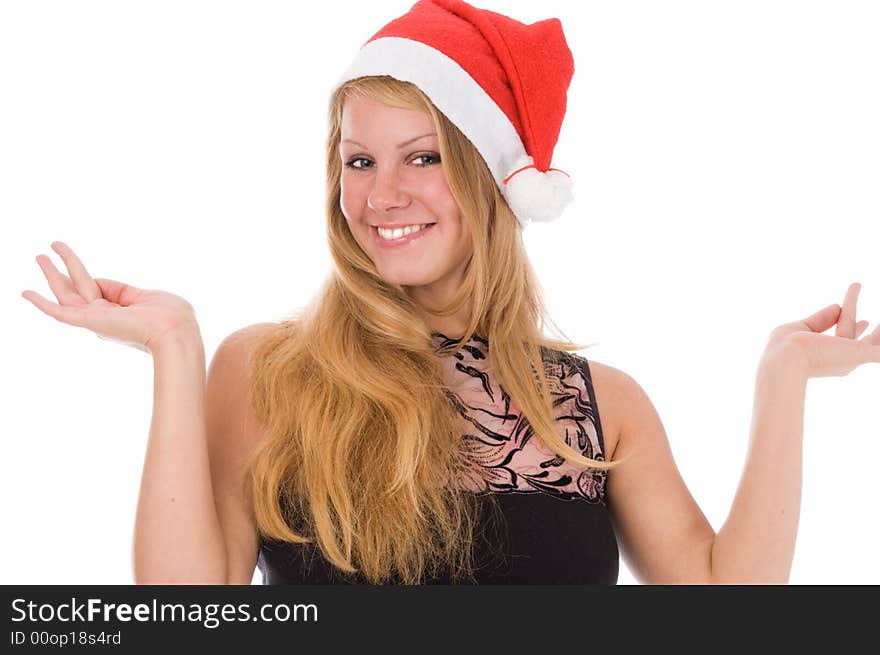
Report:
339,94,473,297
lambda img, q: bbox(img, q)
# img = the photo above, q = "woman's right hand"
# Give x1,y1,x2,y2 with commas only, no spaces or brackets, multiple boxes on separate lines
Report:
22,241,200,355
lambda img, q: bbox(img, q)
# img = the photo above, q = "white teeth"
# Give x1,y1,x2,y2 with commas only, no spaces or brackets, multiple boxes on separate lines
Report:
377,224,431,241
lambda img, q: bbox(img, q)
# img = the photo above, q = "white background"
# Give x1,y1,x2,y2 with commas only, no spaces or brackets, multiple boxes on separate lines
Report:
2,0,878,585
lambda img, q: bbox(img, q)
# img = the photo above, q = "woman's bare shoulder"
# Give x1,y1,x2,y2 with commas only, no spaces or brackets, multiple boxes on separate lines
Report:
219,321,280,355
579,357,638,463
207,322,280,439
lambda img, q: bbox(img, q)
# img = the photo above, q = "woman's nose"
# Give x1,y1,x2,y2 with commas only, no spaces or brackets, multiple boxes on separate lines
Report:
367,168,411,213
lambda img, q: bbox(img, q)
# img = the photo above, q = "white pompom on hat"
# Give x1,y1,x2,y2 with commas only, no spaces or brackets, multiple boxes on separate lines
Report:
332,0,575,229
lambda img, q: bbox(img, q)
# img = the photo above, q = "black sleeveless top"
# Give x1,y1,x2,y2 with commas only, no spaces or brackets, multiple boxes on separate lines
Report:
257,333,619,584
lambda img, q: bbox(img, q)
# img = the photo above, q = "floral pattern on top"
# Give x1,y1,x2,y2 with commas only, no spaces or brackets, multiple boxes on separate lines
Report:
431,332,608,504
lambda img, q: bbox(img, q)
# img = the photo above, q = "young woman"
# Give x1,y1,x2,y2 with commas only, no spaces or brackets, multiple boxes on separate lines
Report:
21,0,879,585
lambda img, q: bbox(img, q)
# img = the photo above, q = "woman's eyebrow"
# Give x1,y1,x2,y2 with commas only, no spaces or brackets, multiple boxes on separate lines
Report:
341,132,437,150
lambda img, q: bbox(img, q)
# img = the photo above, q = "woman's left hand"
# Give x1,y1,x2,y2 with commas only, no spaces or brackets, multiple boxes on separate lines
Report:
764,282,880,378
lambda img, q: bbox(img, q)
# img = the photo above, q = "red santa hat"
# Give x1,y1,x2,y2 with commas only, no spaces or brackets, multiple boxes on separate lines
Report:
332,0,575,229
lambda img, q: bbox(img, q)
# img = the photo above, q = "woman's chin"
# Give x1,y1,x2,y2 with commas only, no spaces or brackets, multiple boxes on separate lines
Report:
378,269,436,288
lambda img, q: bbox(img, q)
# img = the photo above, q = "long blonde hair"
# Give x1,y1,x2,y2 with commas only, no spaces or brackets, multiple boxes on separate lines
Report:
245,75,622,584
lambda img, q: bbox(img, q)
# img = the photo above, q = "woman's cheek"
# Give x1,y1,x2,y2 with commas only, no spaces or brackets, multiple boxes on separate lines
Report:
340,178,369,224
339,187,357,224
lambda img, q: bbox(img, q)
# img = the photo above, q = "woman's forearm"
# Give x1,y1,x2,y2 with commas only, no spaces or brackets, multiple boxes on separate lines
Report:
711,347,809,584
132,330,227,583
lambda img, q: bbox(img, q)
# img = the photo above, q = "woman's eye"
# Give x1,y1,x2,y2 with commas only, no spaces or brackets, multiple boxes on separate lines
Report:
346,158,372,170
413,154,440,166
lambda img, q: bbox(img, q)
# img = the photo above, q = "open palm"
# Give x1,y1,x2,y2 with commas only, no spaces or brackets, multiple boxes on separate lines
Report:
22,241,198,354
767,283,880,378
